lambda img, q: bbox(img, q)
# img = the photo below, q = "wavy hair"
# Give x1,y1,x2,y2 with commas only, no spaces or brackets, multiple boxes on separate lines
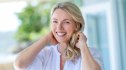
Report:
51,2,85,60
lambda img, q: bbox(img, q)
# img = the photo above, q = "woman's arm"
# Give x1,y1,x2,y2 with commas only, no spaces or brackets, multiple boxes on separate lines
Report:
14,32,57,69
76,32,101,70
80,44,101,70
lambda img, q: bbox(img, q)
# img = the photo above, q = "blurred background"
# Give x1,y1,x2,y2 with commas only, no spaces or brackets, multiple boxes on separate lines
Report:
0,0,125,70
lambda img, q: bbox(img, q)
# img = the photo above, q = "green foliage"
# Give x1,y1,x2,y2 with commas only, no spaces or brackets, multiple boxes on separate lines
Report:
15,2,55,42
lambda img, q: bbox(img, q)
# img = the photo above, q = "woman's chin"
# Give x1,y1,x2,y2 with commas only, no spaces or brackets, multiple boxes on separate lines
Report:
55,36,70,43
57,39,67,43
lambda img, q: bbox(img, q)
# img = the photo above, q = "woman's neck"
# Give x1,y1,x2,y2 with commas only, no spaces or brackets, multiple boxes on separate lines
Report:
58,43,67,55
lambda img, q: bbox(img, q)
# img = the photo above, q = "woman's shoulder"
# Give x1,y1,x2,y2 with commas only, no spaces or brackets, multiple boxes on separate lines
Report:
38,44,58,55
42,44,58,51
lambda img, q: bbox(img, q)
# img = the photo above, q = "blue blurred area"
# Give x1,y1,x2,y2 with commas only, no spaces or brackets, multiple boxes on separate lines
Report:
83,0,126,70
0,31,17,53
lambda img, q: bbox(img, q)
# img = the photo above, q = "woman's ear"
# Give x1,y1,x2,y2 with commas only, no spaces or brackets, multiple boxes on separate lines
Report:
75,28,78,31
75,23,81,31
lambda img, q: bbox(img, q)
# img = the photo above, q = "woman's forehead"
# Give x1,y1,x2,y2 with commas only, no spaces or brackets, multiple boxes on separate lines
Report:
51,9,73,20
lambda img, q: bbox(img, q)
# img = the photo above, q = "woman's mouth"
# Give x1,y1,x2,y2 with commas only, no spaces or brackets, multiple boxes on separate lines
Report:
56,32,66,37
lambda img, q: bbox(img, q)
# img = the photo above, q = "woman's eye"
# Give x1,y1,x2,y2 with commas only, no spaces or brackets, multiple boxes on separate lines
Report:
64,21,70,24
52,21,57,23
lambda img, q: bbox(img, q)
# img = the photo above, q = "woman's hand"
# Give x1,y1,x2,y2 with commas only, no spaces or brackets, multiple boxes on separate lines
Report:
47,31,58,45
75,32,87,49
14,31,58,69
75,32,101,70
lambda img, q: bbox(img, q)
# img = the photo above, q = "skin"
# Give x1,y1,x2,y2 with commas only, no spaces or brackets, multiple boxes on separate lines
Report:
51,9,76,55
51,9,101,70
14,9,101,70
51,9,76,70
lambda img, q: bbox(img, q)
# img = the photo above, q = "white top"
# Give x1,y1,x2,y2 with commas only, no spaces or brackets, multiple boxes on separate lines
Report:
14,44,103,70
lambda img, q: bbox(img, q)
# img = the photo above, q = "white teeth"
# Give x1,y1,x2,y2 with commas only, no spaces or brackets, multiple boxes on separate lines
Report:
57,32,66,36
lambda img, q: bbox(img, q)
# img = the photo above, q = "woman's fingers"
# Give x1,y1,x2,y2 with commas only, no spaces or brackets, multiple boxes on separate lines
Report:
77,32,87,42
75,32,87,48
48,32,58,45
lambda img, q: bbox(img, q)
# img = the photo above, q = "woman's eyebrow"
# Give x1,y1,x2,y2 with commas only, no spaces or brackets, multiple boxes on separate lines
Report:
51,18,73,22
63,19,74,22
52,18,57,20
63,19,71,21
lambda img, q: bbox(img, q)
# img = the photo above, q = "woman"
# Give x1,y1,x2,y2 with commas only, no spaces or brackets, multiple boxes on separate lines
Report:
14,2,103,70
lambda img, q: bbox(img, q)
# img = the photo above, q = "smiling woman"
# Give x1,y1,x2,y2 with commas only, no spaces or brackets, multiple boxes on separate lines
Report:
14,1,103,70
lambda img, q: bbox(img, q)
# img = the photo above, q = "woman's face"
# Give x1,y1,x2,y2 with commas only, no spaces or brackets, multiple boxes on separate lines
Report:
51,9,76,43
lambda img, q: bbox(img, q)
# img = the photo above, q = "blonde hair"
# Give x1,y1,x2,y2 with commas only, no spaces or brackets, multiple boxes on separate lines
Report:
51,2,85,60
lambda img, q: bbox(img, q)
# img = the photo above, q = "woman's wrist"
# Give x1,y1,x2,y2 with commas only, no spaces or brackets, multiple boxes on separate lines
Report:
40,35,50,45
80,43,88,52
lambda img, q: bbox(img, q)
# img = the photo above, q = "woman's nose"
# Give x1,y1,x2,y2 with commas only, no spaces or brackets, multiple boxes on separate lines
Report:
57,23,63,30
